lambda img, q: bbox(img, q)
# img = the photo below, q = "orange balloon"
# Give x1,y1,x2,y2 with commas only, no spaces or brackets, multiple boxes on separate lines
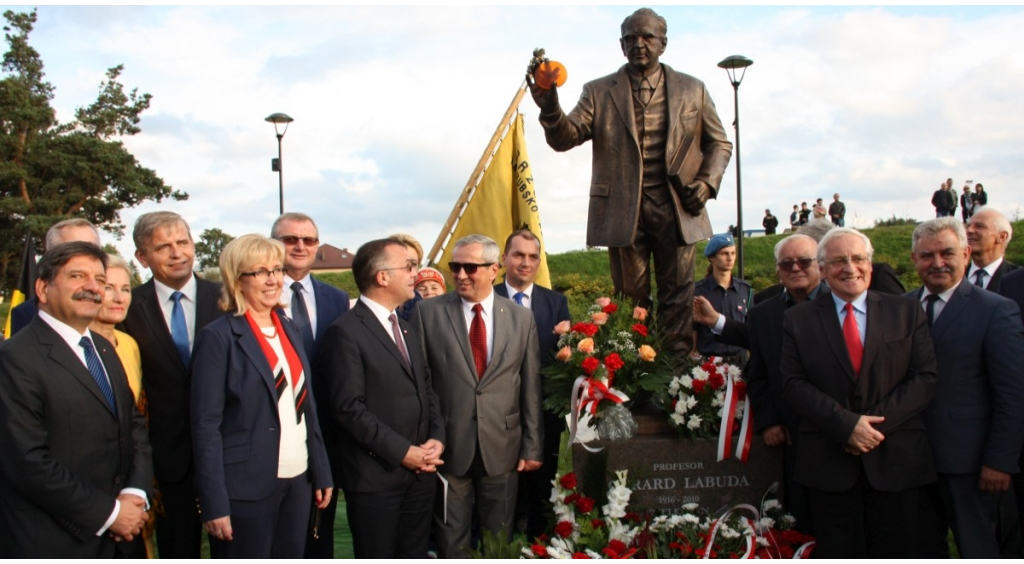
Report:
534,61,567,90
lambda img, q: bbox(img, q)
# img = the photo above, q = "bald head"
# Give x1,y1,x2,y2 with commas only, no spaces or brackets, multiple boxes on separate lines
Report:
966,207,1012,266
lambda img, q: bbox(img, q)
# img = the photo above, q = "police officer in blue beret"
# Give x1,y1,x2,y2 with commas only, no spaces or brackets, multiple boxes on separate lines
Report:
692,233,753,362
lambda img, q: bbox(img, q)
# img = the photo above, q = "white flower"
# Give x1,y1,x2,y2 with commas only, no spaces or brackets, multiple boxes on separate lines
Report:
728,365,743,378
759,517,775,529
682,513,700,525
781,514,797,526
668,378,681,395
584,549,603,559
756,536,770,547
686,396,698,409
674,396,689,414
607,519,638,544
692,367,709,381
680,375,694,389
762,499,781,511
687,414,702,429
682,502,699,511
670,412,685,426
712,393,723,408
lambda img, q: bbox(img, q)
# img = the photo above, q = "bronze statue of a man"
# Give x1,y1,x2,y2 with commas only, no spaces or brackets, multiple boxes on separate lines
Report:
528,7,733,356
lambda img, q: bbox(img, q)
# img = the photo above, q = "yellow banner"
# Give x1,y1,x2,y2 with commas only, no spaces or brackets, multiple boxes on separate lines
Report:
439,113,551,288
3,289,27,339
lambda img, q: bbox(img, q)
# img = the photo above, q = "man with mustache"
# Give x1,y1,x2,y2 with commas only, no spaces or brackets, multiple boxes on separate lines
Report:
909,218,1024,558
0,242,153,557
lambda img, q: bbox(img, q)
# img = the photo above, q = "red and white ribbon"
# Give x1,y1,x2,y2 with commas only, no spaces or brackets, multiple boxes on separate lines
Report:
704,503,759,559
568,375,630,453
717,373,753,463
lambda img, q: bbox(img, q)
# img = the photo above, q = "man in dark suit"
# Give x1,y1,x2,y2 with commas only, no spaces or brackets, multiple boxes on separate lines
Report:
998,264,1024,547
319,238,444,558
270,212,351,558
120,211,222,559
966,207,1018,291
908,218,1024,558
411,234,543,558
9,218,102,335
780,227,937,558
494,229,571,538
0,242,152,557
528,7,731,357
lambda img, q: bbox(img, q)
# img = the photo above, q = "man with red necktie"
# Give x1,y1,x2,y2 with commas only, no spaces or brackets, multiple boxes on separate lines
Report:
780,227,938,558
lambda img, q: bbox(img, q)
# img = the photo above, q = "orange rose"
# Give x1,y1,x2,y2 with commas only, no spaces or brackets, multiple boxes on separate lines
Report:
577,338,595,354
591,312,609,325
633,306,649,321
638,344,656,362
553,320,571,335
555,346,572,362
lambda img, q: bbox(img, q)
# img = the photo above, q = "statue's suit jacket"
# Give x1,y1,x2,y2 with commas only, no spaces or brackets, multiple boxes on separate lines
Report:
539,63,732,248
780,291,938,493
120,275,223,484
0,318,153,558
908,280,1024,475
411,292,542,476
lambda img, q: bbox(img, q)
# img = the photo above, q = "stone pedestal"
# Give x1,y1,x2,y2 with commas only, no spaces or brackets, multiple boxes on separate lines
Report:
572,431,783,514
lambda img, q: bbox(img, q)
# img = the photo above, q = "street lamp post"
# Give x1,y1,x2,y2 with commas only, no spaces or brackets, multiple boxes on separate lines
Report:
717,55,753,279
265,112,294,215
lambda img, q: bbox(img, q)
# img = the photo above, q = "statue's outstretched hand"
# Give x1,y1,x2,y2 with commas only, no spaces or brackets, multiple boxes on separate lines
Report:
526,73,560,115
681,181,711,216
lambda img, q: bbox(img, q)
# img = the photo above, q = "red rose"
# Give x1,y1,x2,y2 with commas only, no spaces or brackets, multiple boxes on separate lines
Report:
559,473,578,490
531,544,549,557
603,353,624,372
591,519,605,529
564,493,580,504
709,371,725,390
554,520,574,539
581,357,600,376
692,379,706,393
602,303,618,314
781,529,806,544
572,552,591,559
571,322,600,337
701,361,716,373
575,496,595,513
607,539,627,554
624,512,642,523
631,323,648,337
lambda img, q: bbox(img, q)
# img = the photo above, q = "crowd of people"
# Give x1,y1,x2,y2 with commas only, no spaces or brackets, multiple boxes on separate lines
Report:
2,203,1021,559
775,193,848,235
932,177,989,221
691,206,1024,558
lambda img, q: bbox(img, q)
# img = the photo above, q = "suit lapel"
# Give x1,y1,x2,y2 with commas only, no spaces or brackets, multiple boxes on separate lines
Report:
195,277,223,330
817,295,857,382
230,315,278,400
34,321,118,419
857,293,884,385
481,299,512,385
311,278,330,343
610,66,639,149
930,281,971,340
355,302,414,381
443,294,479,384
137,280,187,373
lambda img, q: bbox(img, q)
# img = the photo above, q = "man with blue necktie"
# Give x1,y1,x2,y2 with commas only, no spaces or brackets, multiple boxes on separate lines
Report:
121,211,222,559
494,229,570,538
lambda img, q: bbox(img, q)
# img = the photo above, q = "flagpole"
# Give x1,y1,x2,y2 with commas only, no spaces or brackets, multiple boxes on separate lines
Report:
426,80,528,265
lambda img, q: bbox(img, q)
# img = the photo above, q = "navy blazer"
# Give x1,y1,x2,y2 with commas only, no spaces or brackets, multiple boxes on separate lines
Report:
190,311,332,520
494,282,571,367
909,280,1024,474
310,276,350,350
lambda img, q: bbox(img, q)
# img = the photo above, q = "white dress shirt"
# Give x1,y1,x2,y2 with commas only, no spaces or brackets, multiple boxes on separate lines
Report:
504,281,534,310
920,281,960,322
154,274,198,351
833,291,868,345
968,257,1003,289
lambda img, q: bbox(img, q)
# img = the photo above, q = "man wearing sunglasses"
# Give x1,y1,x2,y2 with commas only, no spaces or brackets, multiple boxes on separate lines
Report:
411,234,542,558
270,212,350,558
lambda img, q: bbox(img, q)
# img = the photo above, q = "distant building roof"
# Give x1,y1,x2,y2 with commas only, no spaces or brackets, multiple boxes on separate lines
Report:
311,244,353,271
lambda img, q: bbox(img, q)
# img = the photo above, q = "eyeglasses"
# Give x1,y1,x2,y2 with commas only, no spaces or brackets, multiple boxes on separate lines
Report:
381,261,417,274
778,258,815,272
239,267,285,281
276,236,319,247
448,262,494,275
824,256,870,268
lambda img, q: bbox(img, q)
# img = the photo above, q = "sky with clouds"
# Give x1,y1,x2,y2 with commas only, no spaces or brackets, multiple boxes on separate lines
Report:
9,4,1024,266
